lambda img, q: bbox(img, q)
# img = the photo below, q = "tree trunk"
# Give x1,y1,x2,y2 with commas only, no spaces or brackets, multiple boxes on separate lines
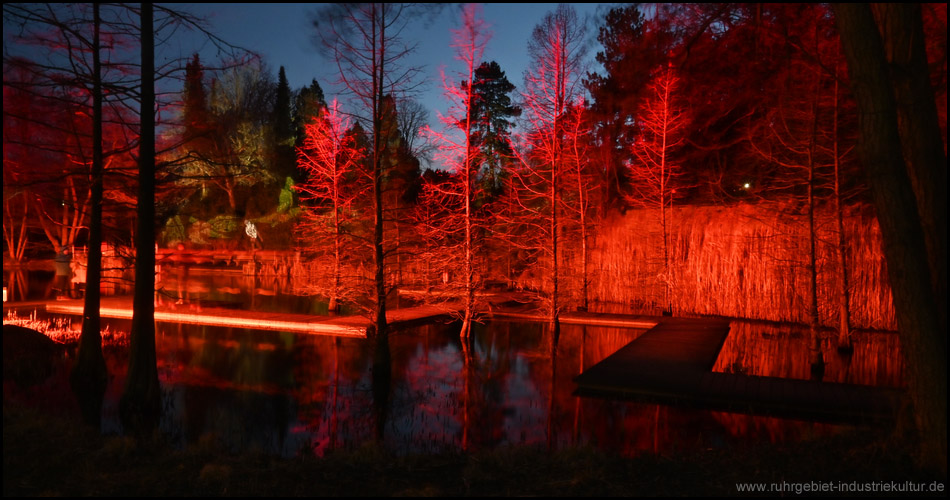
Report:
834,2,947,473
873,3,948,339
806,147,824,380
120,2,162,435
371,6,388,340
832,73,853,352
330,179,341,313
70,3,107,430
806,71,824,380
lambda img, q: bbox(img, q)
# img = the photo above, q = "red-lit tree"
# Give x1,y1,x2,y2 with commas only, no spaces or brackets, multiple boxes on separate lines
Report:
2,71,92,259
295,99,369,312
420,3,491,338
315,3,428,339
560,100,599,312
505,4,588,330
626,61,690,315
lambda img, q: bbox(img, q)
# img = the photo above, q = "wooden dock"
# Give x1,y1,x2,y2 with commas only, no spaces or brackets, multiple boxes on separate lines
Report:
573,316,907,424
43,297,462,338
487,310,659,329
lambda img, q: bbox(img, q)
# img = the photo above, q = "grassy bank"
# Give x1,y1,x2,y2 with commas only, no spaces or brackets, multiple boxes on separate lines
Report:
4,401,943,497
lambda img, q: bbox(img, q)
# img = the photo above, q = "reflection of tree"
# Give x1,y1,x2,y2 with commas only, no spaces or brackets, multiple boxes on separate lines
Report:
4,269,28,302
711,320,904,387
546,323,560,451
371,332,392,444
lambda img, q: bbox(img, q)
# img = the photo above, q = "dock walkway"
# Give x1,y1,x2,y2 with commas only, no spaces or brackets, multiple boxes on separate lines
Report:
43,297,462,338
572,316,906,424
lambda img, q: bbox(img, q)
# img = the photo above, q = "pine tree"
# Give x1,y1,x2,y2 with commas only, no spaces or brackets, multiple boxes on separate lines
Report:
585,5,658,212
466,61,521,200
272,66,295,182
294,79,327,147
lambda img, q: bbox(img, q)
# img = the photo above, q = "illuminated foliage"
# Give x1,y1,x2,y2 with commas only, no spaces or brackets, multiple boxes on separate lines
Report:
505,4,588,327
296,99,369,312
315,2,427,337
420,3,491,338
626,61,690,314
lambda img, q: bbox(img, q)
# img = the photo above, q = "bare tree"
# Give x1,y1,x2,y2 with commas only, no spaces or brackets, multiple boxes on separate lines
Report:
507,4,588,330
295,99,369,312
560,100,598,311
314,3,426,338
119,2,161,435
71,3,108,429
4,2,143,429
421,3,491,338
396,97,435,166
626,61,689,315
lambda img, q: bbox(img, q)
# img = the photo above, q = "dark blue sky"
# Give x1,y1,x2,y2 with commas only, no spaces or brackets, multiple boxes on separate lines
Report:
174,3,611,130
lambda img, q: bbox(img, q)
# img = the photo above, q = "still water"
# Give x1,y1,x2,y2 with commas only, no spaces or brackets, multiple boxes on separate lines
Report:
4,266,905,459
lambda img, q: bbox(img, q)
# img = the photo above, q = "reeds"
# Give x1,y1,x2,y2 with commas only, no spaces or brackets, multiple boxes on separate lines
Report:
557,200,895,330
3,309,128,347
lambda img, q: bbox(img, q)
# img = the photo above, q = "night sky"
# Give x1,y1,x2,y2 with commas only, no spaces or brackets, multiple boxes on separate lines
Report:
173,3,610,133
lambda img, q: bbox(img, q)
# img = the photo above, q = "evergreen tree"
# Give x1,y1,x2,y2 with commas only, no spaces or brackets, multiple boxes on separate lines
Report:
584,5,659,211
183,53,209,137
292,79,328,182
272,66,295,181
294,80,327,144
466,61,520,199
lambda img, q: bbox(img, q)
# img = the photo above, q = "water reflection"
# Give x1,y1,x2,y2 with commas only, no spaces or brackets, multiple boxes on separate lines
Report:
66,318,868,459
713,320,904,387
5,268,904,461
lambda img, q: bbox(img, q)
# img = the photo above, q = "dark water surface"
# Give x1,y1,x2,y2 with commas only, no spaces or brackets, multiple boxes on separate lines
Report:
4,266,904,459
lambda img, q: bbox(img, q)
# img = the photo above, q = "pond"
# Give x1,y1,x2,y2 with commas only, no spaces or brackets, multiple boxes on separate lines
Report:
3,266,905,459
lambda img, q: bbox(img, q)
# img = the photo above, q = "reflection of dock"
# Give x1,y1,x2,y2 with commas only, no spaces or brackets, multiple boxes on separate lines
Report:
573,316,906,424
43,297,462,338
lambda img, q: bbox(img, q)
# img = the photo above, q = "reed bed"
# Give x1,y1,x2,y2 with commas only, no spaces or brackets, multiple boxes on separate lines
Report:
545,201,895,330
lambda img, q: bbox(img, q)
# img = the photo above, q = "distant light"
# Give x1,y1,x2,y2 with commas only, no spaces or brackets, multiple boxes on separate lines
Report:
742,182,751,190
